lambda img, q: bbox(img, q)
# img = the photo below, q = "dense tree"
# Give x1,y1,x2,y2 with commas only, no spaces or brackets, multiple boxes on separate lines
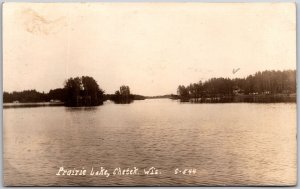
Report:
64,77,82,106
64,76,104,106
177,70,296,102
3,90,48,103
81,76,104,106
48,88,67,102
177,85,190,101
119,86,130,97
111,85,133,104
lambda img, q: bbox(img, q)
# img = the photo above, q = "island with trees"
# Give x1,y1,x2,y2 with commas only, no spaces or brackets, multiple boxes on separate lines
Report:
102,85,145,103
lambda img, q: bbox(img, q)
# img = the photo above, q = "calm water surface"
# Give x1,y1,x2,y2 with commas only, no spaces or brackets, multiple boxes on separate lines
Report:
3,99,297,186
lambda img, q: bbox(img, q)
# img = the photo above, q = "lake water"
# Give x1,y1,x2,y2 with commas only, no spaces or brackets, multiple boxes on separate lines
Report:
3,99,297,186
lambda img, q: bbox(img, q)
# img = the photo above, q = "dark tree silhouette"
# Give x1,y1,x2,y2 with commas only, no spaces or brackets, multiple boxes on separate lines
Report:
64,76,104,106
3,90,48,103
111,85,133,104
48,88,67,102
64,77,81,106
177,85,189,101
81,76,104,106
177,70,296,103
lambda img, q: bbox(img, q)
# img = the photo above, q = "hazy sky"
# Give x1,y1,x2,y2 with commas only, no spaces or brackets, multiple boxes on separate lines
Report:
3,3,296,96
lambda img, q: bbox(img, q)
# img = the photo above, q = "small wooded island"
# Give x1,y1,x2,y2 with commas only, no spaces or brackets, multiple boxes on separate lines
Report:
3,70,296,107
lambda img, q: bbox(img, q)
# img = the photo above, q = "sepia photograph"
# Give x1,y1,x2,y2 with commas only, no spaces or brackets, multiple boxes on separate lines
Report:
3,2,297,186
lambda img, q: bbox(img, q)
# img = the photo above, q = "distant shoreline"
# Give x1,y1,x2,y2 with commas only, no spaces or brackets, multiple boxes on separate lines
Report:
3,70,296,107
3,95,296,109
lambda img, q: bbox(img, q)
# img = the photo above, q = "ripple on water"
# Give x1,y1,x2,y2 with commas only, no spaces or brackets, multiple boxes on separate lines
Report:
3,100,297,186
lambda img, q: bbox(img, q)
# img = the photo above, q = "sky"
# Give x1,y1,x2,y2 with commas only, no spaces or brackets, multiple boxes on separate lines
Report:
3,3,296,96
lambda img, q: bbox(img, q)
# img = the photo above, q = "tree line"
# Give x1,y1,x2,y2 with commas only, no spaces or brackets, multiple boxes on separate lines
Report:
3,76,145,106
3,70,296,105
177,70,296,102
